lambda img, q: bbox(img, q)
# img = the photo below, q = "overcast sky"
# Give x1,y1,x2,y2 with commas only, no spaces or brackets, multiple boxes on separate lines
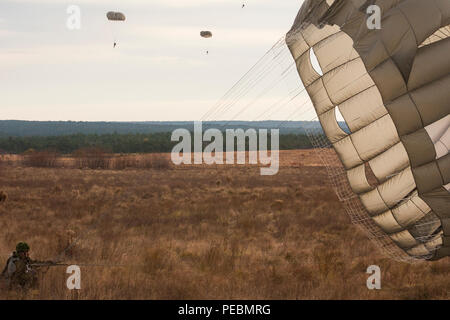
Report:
0,0,305,121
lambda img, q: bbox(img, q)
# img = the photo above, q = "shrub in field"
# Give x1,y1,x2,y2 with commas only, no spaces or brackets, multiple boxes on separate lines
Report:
22,150,60,168
140,154,171,170
73,147,112,169
111,155,139,170
0,191,7,203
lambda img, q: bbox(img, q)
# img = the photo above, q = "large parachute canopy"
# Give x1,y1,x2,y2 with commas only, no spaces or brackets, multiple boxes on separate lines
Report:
200,31,213,38
107,12,126,21
286,0,450,261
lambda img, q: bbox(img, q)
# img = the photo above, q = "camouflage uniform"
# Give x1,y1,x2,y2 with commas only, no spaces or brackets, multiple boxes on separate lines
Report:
1,243,47,291
7,253,39,290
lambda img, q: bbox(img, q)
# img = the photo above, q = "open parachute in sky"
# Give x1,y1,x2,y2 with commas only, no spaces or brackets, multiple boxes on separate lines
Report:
106,11,126,47
106,12,126,21
200,31,213,38
286,0,450,261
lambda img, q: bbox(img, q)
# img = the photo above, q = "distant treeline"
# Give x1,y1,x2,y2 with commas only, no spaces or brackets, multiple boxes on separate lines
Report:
0,120,327,137
0,132,314,154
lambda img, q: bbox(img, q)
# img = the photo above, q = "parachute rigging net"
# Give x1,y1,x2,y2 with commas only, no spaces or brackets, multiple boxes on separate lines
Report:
200,29,442,263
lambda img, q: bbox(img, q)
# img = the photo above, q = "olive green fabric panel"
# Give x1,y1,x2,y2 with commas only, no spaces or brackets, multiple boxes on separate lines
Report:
401,130,436,168
433,246,450,261
409,75,450,127
408,37,450,91
444,236,450,247
368,58,408,102
413,162,444,194
385,94,422,136
437,154,450,184
421,188,450,220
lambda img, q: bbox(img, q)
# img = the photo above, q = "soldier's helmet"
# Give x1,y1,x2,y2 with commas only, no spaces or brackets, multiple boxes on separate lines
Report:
16,242,30,253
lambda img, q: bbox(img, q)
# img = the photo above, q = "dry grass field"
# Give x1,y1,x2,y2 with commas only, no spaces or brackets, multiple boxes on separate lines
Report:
0,150,448,300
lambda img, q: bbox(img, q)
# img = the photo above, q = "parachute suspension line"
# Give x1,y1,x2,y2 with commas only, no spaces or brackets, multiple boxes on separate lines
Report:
216,54,287,120
220,55,295,129
254,85,305,121
200,34,316,136
203,38,289,125
223,51,296,122
201,37,286,122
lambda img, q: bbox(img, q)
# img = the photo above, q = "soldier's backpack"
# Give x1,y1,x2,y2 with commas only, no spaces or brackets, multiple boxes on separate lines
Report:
1,253,19,279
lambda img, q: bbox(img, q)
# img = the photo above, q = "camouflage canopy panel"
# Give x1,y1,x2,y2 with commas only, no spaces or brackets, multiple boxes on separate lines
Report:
286,0,449,261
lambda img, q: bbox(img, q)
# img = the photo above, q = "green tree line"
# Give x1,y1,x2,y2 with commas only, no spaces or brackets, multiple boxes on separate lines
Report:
0,132,314,154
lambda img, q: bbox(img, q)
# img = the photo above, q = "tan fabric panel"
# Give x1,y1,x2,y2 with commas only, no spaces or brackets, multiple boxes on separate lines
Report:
306,78,334,115
407,244,430,257
411,192,433,213
419,26,450,47
424,114,450,144
408,37,450,91
390,230,418,249
425,115,450,160
318,107,348,144
347,164,372,194
298,23,340,48
339,86,388,132
323,58,375,105
424,233,444,251
378,167,416,208
392,192,431,228
360,189,389,216
312,31,359,74
286,31,310,58
351,115,400,161
373,211,403,234
368,142,410,183
435,128,450,159
332,136,363,169
296,50,322,87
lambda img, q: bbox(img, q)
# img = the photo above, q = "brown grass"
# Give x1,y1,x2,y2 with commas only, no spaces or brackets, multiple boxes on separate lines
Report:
22,150,60,168
0,149,448,300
